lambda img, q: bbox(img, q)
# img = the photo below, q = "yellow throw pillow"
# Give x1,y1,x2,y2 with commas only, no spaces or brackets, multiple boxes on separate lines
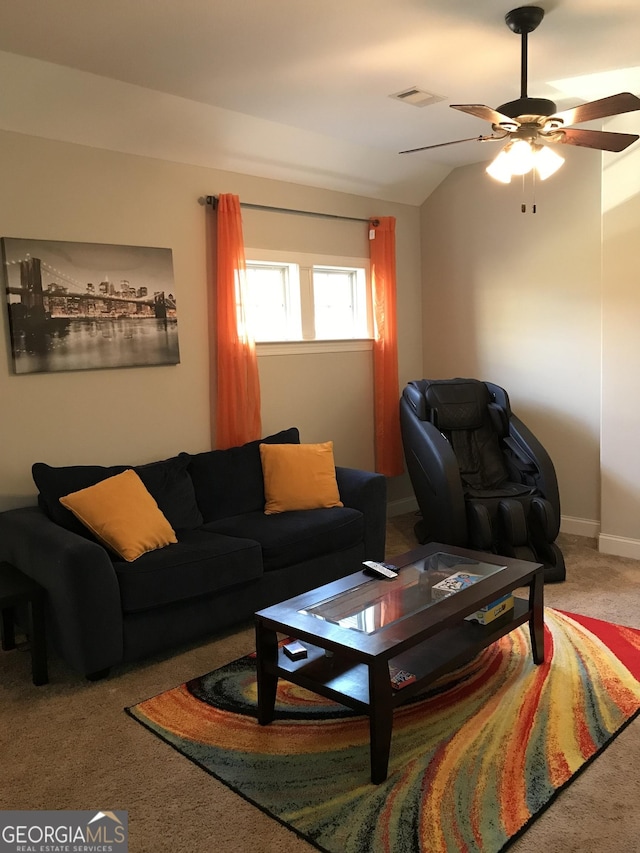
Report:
59,469,177,562
259,441,343,515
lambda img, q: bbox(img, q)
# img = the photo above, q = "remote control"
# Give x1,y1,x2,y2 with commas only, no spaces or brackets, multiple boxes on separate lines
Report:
363,560,398,579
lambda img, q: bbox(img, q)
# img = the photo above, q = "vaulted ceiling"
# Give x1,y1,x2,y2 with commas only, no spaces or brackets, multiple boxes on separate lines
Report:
0,0,638,204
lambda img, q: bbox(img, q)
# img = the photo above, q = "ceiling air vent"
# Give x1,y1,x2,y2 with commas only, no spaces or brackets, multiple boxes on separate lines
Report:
390,87,445,108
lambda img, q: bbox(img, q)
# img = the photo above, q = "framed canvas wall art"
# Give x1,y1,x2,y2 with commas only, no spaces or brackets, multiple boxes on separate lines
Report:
2,237,180,374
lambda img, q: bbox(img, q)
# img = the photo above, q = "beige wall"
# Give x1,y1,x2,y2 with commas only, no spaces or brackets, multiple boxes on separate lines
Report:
0,130,421,511
420,149,603,532
600,115,640,555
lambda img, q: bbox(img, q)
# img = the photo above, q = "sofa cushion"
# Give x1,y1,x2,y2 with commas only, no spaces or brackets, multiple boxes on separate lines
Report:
188,427,300,523
114,529,263,613
33,453,203,538
260,441,343,514
59,469,177,562
135,456,204,530
202,506,364,570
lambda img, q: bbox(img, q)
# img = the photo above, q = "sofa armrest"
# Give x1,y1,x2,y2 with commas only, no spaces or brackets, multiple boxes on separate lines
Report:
335,467,387,561
0,506,123,677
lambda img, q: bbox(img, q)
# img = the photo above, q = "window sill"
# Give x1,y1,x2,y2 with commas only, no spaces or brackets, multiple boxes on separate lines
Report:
256,339,373,356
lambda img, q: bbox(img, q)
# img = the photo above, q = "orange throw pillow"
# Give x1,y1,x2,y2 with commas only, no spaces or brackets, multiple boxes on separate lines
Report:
259,442,343,515
59,469,177,561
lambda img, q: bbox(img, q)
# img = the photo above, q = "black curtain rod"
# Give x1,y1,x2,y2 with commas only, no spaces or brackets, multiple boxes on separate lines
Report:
204,195,378,226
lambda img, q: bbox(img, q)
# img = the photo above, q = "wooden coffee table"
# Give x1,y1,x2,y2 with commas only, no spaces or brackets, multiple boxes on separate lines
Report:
255,542,544,784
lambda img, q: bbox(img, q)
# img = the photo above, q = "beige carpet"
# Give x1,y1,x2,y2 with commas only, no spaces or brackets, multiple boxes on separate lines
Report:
2,517,640,853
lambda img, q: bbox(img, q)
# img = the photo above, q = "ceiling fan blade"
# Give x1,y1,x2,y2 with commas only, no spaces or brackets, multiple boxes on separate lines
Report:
551,92,640,127
451,104,520,128
555,127,639,152
399,134,504,154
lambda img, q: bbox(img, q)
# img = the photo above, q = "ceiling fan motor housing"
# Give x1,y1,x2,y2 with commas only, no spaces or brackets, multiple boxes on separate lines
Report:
496,97,558,122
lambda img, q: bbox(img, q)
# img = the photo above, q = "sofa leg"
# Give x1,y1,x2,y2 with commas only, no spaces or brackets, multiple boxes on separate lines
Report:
86,668,110,681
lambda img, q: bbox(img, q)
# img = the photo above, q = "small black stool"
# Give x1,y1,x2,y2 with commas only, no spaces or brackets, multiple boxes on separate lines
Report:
0,560,48,685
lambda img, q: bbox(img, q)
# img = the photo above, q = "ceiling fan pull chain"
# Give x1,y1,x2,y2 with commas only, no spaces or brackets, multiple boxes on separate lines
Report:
532,169,537,213
519,172,537,213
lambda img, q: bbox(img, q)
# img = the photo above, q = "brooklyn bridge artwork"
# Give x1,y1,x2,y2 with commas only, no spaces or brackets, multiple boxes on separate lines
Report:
2,237,180,374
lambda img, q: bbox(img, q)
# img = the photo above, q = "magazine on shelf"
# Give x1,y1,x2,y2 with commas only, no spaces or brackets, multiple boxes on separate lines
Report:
389,665,417,690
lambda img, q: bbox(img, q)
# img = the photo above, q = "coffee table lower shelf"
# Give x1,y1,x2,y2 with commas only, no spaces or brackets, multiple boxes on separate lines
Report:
256,596,540,782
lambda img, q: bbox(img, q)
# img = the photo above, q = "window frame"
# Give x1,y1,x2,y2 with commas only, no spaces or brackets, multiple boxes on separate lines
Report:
243,259,302,342
244,248,373,354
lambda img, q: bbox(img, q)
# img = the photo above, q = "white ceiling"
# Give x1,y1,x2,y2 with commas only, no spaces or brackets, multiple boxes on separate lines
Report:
0,0,638,204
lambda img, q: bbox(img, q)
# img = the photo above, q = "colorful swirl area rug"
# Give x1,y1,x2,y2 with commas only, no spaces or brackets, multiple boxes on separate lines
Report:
126,609,640,853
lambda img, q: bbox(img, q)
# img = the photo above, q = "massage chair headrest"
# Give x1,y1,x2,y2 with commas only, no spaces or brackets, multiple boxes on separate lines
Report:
403,378,510,436
423,378,488,431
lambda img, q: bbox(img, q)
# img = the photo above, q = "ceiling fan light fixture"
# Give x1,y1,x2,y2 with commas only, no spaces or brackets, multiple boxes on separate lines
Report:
485,147,513,183
486,139,534,182
486,139,565,183
506,139,536,175
534,143,565,179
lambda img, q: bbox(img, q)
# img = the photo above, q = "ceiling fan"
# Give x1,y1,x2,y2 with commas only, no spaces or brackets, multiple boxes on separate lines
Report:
401,5,640,184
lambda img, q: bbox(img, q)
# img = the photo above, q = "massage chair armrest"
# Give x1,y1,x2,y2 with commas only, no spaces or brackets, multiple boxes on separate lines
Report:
486,382,561,520
0,506,123,677
508,415,561,533
335,467,387,561
400,397,468,545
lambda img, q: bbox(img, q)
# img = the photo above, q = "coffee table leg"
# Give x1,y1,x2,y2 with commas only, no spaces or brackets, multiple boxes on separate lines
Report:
368,659,394,784
255,620,278,725
1,606,16,651
529,569,545,664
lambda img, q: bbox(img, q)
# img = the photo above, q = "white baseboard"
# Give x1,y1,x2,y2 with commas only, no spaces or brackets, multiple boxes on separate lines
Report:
598,533,640,560
560,515,600,539
387,497,419,518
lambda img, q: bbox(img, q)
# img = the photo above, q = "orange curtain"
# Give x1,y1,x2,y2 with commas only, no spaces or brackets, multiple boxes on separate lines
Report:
209,194,261,449
369,216,404,477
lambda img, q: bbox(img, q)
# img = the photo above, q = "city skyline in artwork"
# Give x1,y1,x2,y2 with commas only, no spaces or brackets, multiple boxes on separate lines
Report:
2,237,180,374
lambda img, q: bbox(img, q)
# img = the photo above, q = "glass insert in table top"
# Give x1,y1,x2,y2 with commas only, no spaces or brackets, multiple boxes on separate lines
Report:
299,552,506,635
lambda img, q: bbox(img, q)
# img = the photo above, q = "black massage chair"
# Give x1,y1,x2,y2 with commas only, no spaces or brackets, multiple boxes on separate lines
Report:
400,378,566,582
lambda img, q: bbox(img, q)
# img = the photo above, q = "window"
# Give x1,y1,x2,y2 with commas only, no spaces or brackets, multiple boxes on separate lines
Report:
244,261,301,342
312,266,369,340
243,250,372,346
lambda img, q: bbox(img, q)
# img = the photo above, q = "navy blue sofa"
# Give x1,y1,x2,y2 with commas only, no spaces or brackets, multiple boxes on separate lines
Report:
0,428,386,678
